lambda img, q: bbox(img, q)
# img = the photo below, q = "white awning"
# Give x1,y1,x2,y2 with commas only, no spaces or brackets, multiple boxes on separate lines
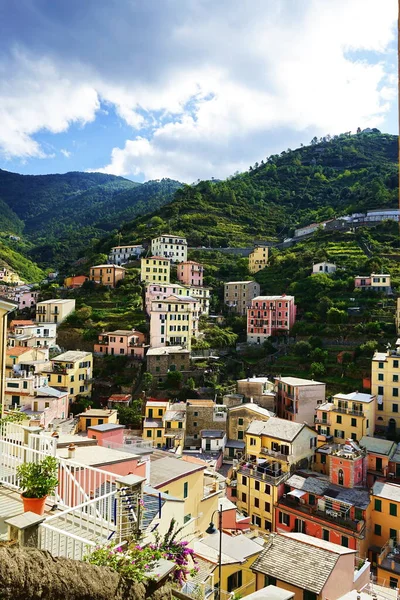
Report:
287,489,306,499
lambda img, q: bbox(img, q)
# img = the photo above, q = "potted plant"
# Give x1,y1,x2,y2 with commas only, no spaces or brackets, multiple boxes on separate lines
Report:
17,456,59,515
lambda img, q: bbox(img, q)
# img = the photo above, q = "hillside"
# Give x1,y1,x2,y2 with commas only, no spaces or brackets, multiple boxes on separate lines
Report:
97,132,398,251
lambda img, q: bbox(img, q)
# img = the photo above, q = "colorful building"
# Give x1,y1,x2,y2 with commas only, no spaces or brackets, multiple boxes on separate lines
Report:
237,377,276,411
36,299,76,325
396,298,400,335
0,297,18,413
247,295,297,343
64,275,88,288
8,322,57,350
22,386,69,427
144,282,190,314
226,403,274,459
146,346,191,382
43,350,93,401
77,408,118,432
249,245,269,274
17,288,39,310
94,329,146,359
140,256,171,284
275,376,325,425
142,400,186,450
314,392,376,444
149,295,199,351
354,274,391,293
89,264,126,288
185,399,227,450
177,261,204,286
224,281,260,316
151,234,187,263
359,436,397,487
234,418,317,531
275,441,370,556
0,268,24,285
372,341,400,435
312,262,337,274
108,245,144,265
6,346,49,377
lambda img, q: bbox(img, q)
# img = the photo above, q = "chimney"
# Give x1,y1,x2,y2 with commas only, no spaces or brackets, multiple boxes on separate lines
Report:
250,397,254,403
51,431,59,439
67,443,76,460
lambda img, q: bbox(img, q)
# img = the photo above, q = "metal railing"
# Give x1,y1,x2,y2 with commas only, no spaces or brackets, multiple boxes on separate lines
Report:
260,447,291,461
39,522,97,560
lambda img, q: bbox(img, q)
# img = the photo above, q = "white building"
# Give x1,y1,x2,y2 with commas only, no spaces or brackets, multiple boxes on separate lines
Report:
149,295,199,351
312,262,337,275
151,234,187,263
8,323,57,349
145,282,210,316
36,299,76,325
108,245,144,265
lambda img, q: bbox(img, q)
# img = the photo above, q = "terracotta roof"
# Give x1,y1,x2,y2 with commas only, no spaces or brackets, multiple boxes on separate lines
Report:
10,320,35,327
108,394,132,402
6,347,32,356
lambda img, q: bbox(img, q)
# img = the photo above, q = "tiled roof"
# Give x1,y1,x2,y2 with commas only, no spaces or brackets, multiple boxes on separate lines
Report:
246,417,308,442
286,474,329,496
359,436,396,456
149,456,205,487
252,534,344,593
372,481,400,502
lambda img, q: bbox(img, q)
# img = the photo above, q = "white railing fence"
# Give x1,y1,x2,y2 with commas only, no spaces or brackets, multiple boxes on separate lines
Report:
39,522,97,561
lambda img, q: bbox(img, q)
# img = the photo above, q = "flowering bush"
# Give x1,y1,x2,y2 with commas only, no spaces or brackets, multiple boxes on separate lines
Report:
85,519,198,585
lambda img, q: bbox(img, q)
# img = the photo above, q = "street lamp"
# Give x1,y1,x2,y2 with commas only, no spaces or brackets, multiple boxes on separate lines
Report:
205,505,223,600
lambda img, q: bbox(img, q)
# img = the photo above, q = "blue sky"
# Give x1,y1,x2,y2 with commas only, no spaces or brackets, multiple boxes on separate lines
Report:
0,0,397,183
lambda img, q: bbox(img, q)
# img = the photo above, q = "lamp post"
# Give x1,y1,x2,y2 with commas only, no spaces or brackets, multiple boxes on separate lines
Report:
205,505,223,600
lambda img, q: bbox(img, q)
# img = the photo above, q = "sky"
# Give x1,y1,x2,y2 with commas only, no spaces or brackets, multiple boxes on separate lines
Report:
0,0,397,183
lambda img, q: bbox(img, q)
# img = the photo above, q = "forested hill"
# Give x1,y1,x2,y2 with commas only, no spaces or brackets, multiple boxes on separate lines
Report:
99,132,398,251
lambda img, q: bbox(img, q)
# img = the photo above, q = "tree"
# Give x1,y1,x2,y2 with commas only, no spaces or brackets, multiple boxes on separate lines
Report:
293,341,312,360
166,370,183,389
186,377,196,390
142,372,153,391
310,362,326,378
327,307,347,324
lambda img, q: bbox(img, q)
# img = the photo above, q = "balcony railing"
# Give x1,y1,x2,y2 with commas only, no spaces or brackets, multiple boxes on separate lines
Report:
278,496,365,534
238,465,289,486
333,406,364,417
315,418,330,425
260,447,291,461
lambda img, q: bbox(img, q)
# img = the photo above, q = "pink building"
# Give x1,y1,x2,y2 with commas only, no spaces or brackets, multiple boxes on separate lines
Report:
177,261,204,287
87,423,125,446
354,276,372,289
21,386,69,427
94,329,146,359
17,290,39,310
144,283,191,314
247,294,297,344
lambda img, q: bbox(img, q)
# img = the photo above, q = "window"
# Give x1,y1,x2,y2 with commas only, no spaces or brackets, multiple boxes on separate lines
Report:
390,578,398,590
374,524,382,536
390,528,397,540
341,536,349,548
379,362,384,369
79,386,85,393
156,430,162,438
264,576,277,587
351,418,357,427
250,437,256,446
242,476,247,485
227,571,242,593
378,386,384,395
390,503,397,517
378,403,384,412
334,430,344,439
394,388,399,397
374,499,382,512
238,418,244,426
278,512,290,526
309,494,316,506
193,411,198,417
255,481,260,491
238,431,244,440
336,415,342,424
265,484,271,494
183,482,189,498
158,409,163,416
58,375,62,383
241,492,247,502
321,454,327,464
265,502,270,512
146,430,152,438
378,374,384,381
303,592,317,600
254,498,259,508
252,515,261,527
393,404,399,413
322,529,329,542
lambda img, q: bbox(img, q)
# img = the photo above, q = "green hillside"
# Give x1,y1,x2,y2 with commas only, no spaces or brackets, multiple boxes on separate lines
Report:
0,235,44,282
98,132,397,251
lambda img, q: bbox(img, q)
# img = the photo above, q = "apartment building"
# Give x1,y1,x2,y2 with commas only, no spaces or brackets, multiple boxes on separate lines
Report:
64,275,88,288
249,245,269,274
354,274,392,293
77,408,118,432
177,261,204,286
146,346,191,381
237,377,276,411
275,376,325,425
4,373,47,409
144,282,190,314
142,400,186,450
43,350,93,401
108,244,144,265
226,403,274,459
359,437,397,487
247,295,297,343
186,285,210,315
252,533,369,600
8,322,57,350
0,268,23,285
151,234,187,263
276,441,370,556
312,261,337,274
141,256,171,284
17,288,39,310
149,295,199,351
94,329,146,359
6,346,49,377
234,418,317,531
24,386,69,427
314,392,376,444
89,264,126,288
0,297,18,411
396,298,400,335
372,342,400,434
224,281,260,316
36,299,76,325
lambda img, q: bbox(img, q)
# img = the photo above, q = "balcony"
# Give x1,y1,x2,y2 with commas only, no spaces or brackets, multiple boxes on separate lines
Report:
378,541,400,576
315,418,330,425
285,405,297,415
260,447,291,461
332,406,364,417
278,496,365,534
238,464,289,486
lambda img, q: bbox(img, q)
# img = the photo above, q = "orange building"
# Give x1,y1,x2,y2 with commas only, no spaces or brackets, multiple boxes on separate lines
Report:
64,275,89,288
89,264,126,288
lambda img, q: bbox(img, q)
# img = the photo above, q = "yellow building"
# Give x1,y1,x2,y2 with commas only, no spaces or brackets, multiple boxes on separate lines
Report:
249,245,269,274
89,264,126,288
225,403,273,458
142,400,186,450
77,408,118,432
0,268,24,285
43,350,93,401
314,391,376,444
36,299,76,324
371,343,400,435
235,418,317,531
194,531,263,599
369,481,400,549
140,256,170,284
6,346,48,377
396,298,400,336
0,298,17,416
149,454,221,536
375,535,400,589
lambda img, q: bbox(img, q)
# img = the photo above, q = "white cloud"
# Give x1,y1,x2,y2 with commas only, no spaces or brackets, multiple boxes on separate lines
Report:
60,148,72,158
0,0,397,180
